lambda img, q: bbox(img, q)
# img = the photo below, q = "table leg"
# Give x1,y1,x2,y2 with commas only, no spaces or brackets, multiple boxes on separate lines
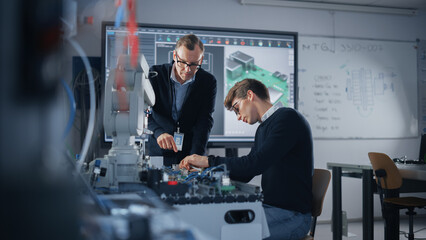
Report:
384,190,400,240
332,167,342,240
362,169,374,240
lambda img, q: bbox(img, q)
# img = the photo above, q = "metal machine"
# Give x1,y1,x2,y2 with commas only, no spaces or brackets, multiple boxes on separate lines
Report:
85,54,155,190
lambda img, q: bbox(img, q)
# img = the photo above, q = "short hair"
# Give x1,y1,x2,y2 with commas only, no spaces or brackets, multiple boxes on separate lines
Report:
224,78,270,110
175,34,204,53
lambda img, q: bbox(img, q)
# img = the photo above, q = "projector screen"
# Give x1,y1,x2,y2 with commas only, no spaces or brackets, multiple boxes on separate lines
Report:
102,22,298,144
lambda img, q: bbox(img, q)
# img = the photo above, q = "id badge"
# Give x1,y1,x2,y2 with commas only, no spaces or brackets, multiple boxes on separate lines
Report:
174,132,184,151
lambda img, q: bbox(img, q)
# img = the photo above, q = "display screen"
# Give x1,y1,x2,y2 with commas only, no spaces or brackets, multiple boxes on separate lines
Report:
102,22,298,143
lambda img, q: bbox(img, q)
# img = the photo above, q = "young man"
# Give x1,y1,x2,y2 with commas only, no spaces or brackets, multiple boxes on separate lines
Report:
180,78,313,240
148,34,217,166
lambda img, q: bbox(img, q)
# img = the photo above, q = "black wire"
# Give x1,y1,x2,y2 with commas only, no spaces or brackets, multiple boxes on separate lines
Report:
414,227,426,234
400,226,426,239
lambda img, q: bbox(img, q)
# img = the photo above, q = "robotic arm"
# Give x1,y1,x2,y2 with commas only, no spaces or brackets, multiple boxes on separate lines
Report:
103,54,155,146
87,54,156,190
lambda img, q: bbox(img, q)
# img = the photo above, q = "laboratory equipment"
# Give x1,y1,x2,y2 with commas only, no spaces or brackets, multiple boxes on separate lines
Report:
85,54,155,190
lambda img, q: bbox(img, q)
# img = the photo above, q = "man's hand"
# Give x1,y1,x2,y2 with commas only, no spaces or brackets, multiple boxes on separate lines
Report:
179,154,209,170
157,133,178,152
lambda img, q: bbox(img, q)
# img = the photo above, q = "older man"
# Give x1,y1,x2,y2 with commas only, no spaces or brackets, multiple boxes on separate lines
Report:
148,34,217,166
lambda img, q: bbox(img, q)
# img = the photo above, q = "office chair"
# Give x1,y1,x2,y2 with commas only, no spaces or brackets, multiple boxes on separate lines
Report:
301,168,331,240
368,152,426,240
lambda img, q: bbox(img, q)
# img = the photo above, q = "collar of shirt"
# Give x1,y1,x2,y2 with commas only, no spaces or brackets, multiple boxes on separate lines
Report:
170,63,195,85
261,101,284,123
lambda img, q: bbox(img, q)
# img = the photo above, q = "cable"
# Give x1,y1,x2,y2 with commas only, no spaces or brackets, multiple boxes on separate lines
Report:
183,172,199,183
200,164,226,178
182,175,198,184
67,38,96,172
61,78,76,139
414,227,426,234
71,68,100,136
412,227,426,240
62,150,109,215
400,226,426,239
64,142,76,160
60,16,108,217
114,2,125,28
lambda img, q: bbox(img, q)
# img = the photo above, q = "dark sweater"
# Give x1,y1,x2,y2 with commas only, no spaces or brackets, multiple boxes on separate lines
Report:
148,62,217,166
209,108,313,213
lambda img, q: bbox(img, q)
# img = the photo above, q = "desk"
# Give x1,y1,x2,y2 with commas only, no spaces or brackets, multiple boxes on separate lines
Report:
327,162,426,240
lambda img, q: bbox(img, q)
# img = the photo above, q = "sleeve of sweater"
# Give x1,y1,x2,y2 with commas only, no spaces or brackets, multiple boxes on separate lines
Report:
209,109,303,181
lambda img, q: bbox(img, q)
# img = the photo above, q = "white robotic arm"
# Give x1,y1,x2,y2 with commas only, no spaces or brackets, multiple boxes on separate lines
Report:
103,54,155,143
87,54,155,189
140,55,155,108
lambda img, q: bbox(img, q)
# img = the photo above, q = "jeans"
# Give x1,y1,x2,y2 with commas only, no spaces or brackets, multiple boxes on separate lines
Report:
263,204,311,240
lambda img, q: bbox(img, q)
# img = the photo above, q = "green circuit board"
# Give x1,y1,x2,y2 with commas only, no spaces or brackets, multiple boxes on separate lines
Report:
226,65,290,106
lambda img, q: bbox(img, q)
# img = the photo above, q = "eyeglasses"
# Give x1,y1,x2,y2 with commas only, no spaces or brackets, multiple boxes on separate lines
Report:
231,99,242,116
175,52,202,70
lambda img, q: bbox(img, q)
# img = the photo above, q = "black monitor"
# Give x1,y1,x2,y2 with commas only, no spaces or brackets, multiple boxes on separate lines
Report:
101,22,298,145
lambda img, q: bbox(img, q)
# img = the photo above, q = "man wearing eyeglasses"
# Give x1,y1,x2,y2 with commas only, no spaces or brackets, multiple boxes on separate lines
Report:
147,34,217,166
180,79,313,240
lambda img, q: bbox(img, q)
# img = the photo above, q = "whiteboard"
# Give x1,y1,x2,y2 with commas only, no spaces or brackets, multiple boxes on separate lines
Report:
298,36,418,139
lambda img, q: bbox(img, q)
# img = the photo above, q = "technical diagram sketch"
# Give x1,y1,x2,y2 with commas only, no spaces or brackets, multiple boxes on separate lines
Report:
346,68,396,114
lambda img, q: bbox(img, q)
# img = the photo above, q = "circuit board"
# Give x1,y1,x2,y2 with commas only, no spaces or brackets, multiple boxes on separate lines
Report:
227,66,290,105
153,165,263,205
225,50,291,106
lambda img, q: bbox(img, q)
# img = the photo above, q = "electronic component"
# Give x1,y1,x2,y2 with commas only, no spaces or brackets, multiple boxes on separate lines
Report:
229,51,254,71
151,165,263,205
226,58,243,79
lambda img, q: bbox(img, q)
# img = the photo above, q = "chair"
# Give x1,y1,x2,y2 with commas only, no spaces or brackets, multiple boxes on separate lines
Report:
368,152,426,240
301,168,331,240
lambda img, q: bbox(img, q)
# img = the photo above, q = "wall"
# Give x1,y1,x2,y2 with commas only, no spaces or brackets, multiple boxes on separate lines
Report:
72,0,426,221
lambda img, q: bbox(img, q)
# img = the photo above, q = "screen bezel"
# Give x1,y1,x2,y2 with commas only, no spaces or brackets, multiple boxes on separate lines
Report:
101,21,298,147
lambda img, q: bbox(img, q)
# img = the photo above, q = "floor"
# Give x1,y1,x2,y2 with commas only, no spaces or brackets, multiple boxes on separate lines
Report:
313,215,426,240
